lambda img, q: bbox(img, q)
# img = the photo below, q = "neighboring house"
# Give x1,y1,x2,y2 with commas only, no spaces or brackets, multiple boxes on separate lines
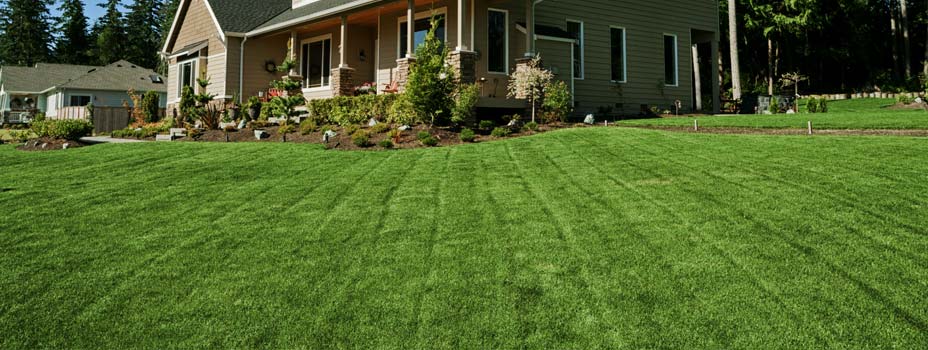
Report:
0,60,167,121
163,0,720,115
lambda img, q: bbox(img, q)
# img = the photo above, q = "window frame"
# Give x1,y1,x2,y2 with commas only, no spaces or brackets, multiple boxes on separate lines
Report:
176,58,198,98
663,33,679,87
487,8,509,75
300,34,334,91
567,19,584,80
609,26,627,84
397,7,448,59
68,94,92,107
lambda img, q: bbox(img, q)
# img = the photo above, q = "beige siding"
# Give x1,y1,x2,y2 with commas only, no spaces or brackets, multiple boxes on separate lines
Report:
474,0,526,98
166,0,226,105
242,33,290,99
376,1,462,88
535,0,718,114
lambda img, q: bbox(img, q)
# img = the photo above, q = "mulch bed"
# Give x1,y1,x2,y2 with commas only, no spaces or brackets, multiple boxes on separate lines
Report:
17,137,86,152
885,102,928,111
169,122,582,150
628,125,928,137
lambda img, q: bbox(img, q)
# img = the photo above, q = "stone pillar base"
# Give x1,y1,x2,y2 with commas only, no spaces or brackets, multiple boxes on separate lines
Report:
331,67,355,97
449,50,478,84
396,58,416,92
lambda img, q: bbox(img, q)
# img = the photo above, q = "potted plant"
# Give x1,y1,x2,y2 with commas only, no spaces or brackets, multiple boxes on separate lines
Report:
227,94,242,121
246,96,262,122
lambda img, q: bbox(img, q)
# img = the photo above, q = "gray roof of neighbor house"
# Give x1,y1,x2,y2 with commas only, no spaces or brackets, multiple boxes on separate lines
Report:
0,63,96,93
0,61,165,94
249,0,382,35
209,0,292,33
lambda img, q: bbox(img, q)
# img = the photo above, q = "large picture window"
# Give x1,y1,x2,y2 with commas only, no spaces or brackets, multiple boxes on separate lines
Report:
663,34,678,86
68,95,91,107
610,27,626,83
567,20,584,79
399,13,446,58
487,9,508,74
177,60,196,96
302,36,332,89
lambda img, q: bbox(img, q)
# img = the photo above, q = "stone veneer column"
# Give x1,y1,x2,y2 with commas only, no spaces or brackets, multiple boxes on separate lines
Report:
331,67,356,96
396,58,416,92
449,50,477,84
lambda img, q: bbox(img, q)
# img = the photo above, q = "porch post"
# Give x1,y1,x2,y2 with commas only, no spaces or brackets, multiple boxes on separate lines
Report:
525,0,535,57
710,38,721,114
692,44,702,112
332,14,355,96
456,0,467,51
406,0,415,59
449,0,476,84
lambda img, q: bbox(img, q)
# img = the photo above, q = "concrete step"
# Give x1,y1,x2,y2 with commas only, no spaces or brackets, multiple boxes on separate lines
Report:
155,134,174,142
169,128,186,137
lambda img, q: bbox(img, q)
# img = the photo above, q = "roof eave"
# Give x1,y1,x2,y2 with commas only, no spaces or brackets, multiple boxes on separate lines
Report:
245,0,380,37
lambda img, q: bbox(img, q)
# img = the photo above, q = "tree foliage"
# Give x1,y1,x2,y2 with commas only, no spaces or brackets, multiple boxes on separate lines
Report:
94,0,128,66
126,0,163,69
55,0,91,65
404,15,456,126
0,0,54,66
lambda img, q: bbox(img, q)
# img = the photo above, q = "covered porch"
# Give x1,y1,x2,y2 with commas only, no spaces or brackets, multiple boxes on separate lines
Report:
236,0,540,102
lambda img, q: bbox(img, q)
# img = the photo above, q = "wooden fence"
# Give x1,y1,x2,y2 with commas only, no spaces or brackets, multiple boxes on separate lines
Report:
53,106,166,134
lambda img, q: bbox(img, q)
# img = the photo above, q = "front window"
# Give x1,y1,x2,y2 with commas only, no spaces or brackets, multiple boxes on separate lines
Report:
664,34,678,86
302,37,332,89
69,95,91,107
487,9,508,73
177,60,196,96
610,27,626,82
400,14,446,58
567,20,584,79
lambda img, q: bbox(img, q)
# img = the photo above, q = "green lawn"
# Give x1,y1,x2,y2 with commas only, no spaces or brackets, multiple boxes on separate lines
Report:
1,128,927,348
619,98,928,129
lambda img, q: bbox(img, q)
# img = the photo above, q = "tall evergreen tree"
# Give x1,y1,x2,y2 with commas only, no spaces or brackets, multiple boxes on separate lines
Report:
125,0,163,69
0,0,54,66
94,0,128,65
55,0,91,65
157,0,182,74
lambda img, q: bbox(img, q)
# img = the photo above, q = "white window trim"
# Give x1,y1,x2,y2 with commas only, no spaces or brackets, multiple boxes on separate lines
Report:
397,7,448,59
67,93,92,107
487,8,509,75
610,26,627,84
176,58,198,99
567,19,584,80
663,33,679,87
300,34,334,89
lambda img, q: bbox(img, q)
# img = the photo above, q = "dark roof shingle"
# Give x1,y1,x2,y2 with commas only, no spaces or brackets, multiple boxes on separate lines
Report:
0,64,96,93
251,0,381,34
209,0,292,33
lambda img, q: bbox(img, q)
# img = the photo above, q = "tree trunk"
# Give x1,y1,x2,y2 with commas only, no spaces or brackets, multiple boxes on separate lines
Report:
924,3,928,76
890,0,900,79
767,39,774,95
728,0,742,100
901,0,912,78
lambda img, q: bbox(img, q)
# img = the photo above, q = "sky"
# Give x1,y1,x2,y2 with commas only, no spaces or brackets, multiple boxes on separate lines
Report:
49,0,112,23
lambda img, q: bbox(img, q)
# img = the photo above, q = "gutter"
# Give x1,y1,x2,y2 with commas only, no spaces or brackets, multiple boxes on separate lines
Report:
239,36,248,103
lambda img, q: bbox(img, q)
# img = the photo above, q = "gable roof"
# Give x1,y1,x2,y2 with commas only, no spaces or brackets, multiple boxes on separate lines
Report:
0,61,165,94
0,63,96,93
163,0,292,53
249,0,381,36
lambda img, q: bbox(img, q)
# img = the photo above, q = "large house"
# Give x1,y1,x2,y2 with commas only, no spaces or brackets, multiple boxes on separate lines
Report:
0,60,167,122
163,0,720,115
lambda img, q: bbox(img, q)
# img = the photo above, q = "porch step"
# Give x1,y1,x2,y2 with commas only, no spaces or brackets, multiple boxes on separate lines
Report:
169,128,187,137
156,134,174,142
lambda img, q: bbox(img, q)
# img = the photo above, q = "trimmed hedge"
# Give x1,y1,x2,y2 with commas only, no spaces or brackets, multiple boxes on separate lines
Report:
31,120,94,141
308,94,400,126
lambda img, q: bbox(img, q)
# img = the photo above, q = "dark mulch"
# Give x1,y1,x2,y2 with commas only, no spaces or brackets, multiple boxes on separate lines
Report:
885,102,928,110
17,138,86,152
628,125,928,137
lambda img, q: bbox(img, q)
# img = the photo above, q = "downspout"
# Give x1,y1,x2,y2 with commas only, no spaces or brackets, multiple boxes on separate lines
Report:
239,36,248,103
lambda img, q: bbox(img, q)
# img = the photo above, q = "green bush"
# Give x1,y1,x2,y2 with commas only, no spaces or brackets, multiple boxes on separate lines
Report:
344,124,360,136
479,120,495,130
491,127,510,138
308,94,400,126
818,99,828,113
31,120,94,140
452,83,480,125
806,98,819,113
278,123,296,135
32,112,46,122
542,80,572,122
141,91,161,122
420,135,439,147
352,130,370,147
370,122,391,134
460,128,476,142
300,120,318,135
387,94,417,125
378,139,394,149
769,96,779,114
897,95,915,105
417,131,431,142
405,15,456,125
523,122,539,132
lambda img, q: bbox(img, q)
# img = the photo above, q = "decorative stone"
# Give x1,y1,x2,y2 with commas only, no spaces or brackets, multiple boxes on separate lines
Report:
368,118,378,127
237,120,247,129
786,109,796,114
323,130,337,143
62,143,69,150
254,130,268,140
398,125,411,131
584,114,595,125
41,143,47,149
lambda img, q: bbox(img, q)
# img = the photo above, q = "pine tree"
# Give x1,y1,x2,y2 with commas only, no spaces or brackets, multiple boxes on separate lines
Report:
56,0,91,65
158,0,181,74
0,0,54,66
94,0,128,66
125,0,163,69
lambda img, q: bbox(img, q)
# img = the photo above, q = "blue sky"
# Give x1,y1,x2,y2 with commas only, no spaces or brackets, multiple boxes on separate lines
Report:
50,0,111,23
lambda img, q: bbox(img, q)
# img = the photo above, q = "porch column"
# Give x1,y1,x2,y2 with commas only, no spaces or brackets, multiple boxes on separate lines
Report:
710,38,721,114
406,0,415,59
450,0,476,84
456,0,468,51
692,44,702,112
332,14,355,96
524,0,535,57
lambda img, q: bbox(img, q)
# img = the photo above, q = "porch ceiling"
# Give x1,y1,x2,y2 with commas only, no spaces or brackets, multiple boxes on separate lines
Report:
250,0,446,38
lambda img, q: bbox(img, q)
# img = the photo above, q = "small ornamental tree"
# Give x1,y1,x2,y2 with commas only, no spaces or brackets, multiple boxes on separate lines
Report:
507,55,553,123
404,15,456,126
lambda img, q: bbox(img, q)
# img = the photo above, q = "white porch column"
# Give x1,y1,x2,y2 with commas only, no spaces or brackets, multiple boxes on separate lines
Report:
525,0,535,57
289,31,298,61
692,44,702,112
340,15,349,68
406,0,415,59
456,0,468,51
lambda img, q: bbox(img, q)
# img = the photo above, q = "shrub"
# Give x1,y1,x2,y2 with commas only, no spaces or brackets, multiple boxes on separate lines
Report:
404,15,456,125
479,120,495,130
420,135,439,147
806,98,819,113
508,55,553,123
344,124,360,136
32,112,46,122
141,91,161,122
769,96,779,114
897,95,915,105
417,131,431,142
542,80,572,123
378,139,394,149
278,123,296,135
818,99,828,113
224,125,238,133
31,120,94,140
387,129,401,143
491,127,510,137
352,130,370,147
300,120,318,135
187,127,203,140
387,94,417,125
321,124,337,133
370,122,391,134
452,83,480,125
523,122,539,132
460,128,476,142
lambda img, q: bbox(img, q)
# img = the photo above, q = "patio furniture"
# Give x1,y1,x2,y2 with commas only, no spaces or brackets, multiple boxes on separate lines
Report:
382,81,400,94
